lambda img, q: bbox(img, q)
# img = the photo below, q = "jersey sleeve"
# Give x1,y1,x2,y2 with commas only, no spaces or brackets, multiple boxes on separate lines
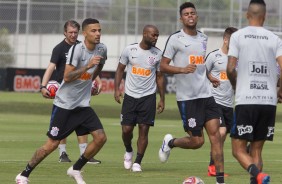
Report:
100,45,107,65
205,52,215,72
66,44,80,67
228,33,239,59
276,37,282,58
50,45,61,64
162,36,176,60
119,47,129,65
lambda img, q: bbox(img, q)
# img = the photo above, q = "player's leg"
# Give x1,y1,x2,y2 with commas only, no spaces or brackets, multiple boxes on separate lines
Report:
77,134,101,164
205,118,225,184
58,138,71,162
16,138,61,183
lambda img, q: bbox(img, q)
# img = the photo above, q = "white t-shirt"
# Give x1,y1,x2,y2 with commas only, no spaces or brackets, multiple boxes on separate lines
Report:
206,48,234,107
54,42,107,109
119,43,162,98
163,29,211,101
228,26,282,106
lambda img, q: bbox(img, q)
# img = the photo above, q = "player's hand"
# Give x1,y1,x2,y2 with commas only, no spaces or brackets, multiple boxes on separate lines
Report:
209,76,220,88
41,88,53,99
92,82,102,96
87,56,103,69
157,101,165,114
114,90,123,104
181,64,197,74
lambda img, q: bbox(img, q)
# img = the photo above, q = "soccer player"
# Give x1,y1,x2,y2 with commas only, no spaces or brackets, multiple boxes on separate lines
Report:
205,27,237,176
15,18,107,184
227,0,282,184
114,25,165,172
40,20,101,164
158,2,225,184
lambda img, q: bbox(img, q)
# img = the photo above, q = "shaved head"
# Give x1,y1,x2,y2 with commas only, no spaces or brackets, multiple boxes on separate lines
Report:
143,25,158,34
247,0,266,20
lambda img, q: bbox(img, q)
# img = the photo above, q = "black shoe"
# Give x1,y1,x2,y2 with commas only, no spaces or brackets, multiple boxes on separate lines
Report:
59,152,71,162
87,158,101,164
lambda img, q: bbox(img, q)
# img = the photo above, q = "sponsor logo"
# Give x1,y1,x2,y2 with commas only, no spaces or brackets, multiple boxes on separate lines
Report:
188,118,196,128
249,62,269,76
250,81,269,90
132,66,151,77
50,127,59,136
244,34,268,40
189,55,204,65
80,72,92,80
267,127,274,137
219,71,228,80
132,56,138,59
185,44,191,47
215,53,222,58
245,95,274,103
237,125,253,136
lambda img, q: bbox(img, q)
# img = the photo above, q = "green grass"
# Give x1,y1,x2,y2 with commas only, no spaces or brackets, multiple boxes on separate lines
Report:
1,92,282,184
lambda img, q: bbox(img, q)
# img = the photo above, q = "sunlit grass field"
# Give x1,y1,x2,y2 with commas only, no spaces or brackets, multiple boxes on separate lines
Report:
1,92,282,184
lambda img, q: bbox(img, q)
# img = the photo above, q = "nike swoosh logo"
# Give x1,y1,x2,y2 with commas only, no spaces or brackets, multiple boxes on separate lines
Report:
132,56,138,59
218,62,224,64
185,45,191,47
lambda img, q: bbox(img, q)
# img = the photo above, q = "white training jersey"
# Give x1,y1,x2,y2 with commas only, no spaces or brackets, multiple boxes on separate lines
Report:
228,26,282,106
205,48,234,107
163,29,211,101
54,41,107,109
119,43,162,98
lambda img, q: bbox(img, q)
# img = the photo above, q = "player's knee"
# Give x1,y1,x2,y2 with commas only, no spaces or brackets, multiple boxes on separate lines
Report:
190,137,204,149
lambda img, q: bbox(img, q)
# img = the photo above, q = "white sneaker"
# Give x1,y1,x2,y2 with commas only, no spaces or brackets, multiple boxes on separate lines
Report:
67,166,86,184
159,134,173,163
15,173,29,184
131,163,142,172
123,151,133,169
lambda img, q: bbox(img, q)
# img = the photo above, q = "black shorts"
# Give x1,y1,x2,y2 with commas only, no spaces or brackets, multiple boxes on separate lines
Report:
230,105,276,141
177,97,220,136
121,93,156,126
47,105,103,140
217,103,234,133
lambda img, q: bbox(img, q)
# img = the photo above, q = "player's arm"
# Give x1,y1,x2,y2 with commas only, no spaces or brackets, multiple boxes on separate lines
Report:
114,63,126,104
156,70,165,114
40,62,56,98
160,56,196,74
226,56,237,90
207,73,220,88
277,56,282,103
64,55,102,82
92,64,104,95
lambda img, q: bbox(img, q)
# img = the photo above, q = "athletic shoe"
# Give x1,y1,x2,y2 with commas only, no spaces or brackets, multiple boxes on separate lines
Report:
67,166,86,184
257,173,270,184
87,158,101,164
159,134,173,163
208,165,216,176
208,165,229,177
123,151,133,169
131,163,142,172
15,173,29,184
59,151,71,162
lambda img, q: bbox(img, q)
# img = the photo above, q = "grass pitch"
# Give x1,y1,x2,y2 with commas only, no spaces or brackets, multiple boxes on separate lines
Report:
0,92,282,184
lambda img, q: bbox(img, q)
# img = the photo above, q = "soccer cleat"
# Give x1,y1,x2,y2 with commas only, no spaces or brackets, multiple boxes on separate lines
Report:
208,165,216,176
208,165,229,177
159,134,173,163
59,151,71,162
257,173,270,184
15,173,29,184
123,151,133,170
87,158,101,164
67,166,86,184
131,163,142,172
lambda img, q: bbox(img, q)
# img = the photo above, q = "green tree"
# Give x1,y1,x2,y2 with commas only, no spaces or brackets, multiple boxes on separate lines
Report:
0,28,14,68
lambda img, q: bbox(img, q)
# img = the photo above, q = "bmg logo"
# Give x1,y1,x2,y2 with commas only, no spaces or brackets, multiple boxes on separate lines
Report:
249,62,269,76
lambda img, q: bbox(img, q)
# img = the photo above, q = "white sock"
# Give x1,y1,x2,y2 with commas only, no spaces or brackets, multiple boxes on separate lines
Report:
79,143,87,155
58,144,66,156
